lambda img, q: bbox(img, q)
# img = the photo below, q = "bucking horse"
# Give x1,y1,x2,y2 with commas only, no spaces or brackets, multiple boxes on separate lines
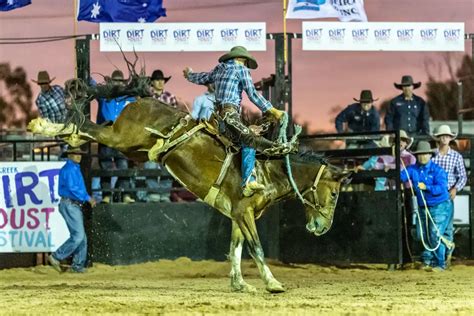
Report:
28,97,350,293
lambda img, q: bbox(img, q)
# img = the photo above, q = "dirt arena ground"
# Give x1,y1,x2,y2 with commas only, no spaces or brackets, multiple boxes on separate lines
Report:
1,258,474,315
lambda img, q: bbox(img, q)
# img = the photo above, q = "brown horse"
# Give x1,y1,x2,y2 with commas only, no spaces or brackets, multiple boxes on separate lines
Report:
28,98,349,293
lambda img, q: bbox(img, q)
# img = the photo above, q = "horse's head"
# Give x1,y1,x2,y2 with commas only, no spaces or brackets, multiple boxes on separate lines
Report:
304,166,351,236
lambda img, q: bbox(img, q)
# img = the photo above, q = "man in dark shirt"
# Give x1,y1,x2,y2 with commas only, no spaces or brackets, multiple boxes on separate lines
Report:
48,148,96,273
385,75,430,136
335,90,380,133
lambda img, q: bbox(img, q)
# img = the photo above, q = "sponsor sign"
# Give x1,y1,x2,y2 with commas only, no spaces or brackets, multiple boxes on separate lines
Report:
100,22,266,52
0,162,69,252
303,22,464,51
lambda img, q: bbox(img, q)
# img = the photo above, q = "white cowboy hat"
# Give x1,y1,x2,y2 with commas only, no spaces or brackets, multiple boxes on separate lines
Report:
398,130,414,149
433,125,457,140
375,135,392,148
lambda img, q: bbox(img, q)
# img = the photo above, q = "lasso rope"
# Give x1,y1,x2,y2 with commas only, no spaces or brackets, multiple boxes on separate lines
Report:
278,112,306,204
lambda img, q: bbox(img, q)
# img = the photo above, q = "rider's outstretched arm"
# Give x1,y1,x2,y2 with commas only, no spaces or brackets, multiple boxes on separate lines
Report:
185,67,216,85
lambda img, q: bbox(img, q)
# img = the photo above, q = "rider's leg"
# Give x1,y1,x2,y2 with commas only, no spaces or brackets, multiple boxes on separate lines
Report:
241,146,264,197
222,108,297,156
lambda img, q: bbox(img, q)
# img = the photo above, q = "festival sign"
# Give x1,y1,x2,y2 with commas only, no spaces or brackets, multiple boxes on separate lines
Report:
100,22,267,52
0,162,69,253
303,22,464,51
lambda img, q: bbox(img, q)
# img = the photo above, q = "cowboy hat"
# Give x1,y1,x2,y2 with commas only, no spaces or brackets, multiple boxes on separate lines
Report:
433,125,457,140
150,69,171,82
394,75,421,90
110,70,127,82
411,141,434,155
32,71,55,85
375,135,392,148
353,90,378,103
392,129,414,149
65,147,88,155
218,46,258,69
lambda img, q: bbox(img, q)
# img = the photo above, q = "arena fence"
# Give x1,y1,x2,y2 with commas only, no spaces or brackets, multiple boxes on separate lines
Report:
1,131,473,269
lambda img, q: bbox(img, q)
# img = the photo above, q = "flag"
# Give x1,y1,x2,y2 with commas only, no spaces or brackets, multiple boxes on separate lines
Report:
0,0,31,11
77,0,166,23
286,0,368,22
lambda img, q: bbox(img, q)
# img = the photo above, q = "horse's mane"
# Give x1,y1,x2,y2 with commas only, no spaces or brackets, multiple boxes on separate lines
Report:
291,150,327,164
290,150,343,173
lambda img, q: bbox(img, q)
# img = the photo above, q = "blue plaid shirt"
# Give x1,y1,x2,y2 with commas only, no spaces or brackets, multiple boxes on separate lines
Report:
35,85,67,123
432,148,467,192
186,60,272,112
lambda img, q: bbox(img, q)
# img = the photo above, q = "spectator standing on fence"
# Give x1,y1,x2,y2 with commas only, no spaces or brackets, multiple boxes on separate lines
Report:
97,70,136,204
150,69,179,107
430,125,467,267
191,83,216,121
33,71,68,157
335,90,380,148
48,148,96,273
385,75,430,136
143,69,180,202
400,141,452,272
33,71,67,123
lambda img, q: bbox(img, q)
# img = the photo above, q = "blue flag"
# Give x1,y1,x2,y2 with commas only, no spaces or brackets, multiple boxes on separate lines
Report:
0,0,31,11
77,0,166,23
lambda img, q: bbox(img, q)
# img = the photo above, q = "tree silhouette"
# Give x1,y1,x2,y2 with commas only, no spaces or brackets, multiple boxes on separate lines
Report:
425,54,474,120
0,63,37,130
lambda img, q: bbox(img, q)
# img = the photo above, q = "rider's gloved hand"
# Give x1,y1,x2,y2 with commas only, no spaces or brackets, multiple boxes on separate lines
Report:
267,107,285,120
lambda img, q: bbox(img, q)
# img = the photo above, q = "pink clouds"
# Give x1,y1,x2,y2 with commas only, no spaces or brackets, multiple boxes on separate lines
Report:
1,0,473,131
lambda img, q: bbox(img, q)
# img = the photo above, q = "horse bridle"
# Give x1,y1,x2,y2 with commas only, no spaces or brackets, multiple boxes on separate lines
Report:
299,165,329,216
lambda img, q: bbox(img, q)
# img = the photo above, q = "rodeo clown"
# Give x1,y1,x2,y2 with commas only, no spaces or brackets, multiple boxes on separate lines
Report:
183,46,298,197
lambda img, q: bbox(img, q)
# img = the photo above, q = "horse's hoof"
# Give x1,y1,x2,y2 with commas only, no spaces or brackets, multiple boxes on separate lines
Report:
266,280,285,293
231,282,257,293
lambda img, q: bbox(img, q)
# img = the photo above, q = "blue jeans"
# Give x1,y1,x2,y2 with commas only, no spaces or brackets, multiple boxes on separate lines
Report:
418,200,452,269
241,146,256,186
53,199,87,271
142,161,171,202
444,200,455,256
99,145,130,198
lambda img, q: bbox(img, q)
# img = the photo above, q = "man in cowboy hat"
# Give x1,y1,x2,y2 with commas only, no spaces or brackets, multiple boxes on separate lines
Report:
143,69,183,202
336,90,380,134
33,70,67,123
385,75,430,136
183,46,298,197
149,69,179,108
430,125,467,267
400,141,452,272
48,147,96,273
96,69,136,204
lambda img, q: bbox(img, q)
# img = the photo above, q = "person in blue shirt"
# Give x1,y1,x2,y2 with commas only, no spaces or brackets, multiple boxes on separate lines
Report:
191,83,216,121
335,90,380,134
48,148,96,273
96,70,136,204
385,75,430,136
400,141,452,271
183,46,297,197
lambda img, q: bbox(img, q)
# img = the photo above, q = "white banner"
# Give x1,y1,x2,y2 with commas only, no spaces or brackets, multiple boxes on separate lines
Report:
0,162,70,253
303,22,465,51
286,0,367,22
100,22,267,52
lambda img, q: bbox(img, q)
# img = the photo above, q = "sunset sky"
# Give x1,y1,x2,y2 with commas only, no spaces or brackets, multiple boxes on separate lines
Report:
0,0,473,131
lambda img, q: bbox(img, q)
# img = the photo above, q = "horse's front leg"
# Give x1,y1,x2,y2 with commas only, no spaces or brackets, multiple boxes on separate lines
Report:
229,220,256,293
237,208,285,293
